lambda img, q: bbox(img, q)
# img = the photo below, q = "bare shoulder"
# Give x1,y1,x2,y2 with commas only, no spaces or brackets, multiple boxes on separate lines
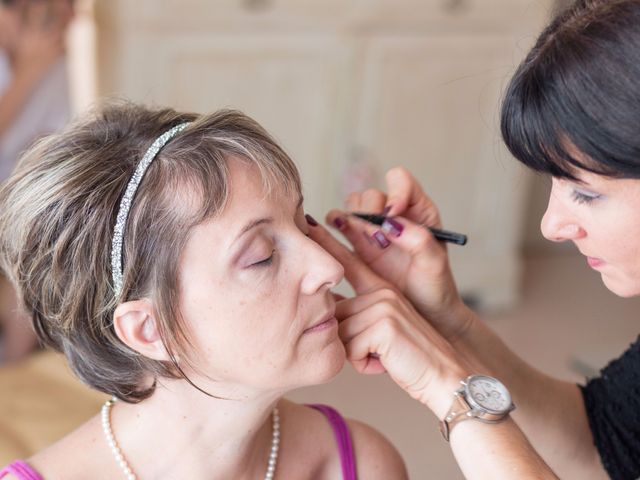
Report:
27,415,113,480
279,400,407,480
347,418,408,480
276,400,342,478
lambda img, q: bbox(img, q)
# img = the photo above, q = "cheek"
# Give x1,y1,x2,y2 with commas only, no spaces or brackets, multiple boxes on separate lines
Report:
587,206,640,260
597,236,640,297
193,285,299,360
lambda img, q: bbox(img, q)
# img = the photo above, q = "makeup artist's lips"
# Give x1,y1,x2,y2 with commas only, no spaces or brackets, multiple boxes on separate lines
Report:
303,315,338,335
587,256,605,269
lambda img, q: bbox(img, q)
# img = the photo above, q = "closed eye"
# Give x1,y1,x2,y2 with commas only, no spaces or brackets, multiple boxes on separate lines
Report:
252,250,275,267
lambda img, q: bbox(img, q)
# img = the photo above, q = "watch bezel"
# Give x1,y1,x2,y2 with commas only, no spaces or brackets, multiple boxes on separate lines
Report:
463,374,513,415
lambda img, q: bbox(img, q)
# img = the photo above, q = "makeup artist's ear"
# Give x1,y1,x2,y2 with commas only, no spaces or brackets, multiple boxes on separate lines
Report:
113,299,170,361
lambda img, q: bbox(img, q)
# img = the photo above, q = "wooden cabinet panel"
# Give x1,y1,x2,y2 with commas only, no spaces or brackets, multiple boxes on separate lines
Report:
102,0,547,34
360,0,548,33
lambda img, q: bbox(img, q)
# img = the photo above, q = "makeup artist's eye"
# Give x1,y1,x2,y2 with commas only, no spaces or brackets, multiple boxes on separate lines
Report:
251,250,275,267
571,189,601,205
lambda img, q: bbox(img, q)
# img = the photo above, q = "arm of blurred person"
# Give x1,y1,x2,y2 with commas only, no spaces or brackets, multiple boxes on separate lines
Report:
307,218,558,480
0,0,70,137
321,166,607,480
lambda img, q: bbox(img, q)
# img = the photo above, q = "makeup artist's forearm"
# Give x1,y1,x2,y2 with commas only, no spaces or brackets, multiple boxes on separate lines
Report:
450,417,557,479
452,310,606,479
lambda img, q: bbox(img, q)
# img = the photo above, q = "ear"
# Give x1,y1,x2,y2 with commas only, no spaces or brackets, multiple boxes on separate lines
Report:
113,299,170,362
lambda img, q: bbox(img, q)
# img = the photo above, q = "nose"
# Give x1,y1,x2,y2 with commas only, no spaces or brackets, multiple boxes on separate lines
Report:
540,184,585,242
300,238,344,295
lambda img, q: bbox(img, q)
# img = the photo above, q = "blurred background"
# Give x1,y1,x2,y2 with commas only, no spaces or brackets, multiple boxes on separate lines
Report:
3,0,640,478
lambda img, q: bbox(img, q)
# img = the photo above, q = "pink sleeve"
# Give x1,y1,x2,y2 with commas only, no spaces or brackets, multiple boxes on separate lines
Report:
0,461,43,480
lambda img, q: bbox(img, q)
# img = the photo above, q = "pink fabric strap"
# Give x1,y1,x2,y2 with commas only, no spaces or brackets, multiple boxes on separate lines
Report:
0,461,43,480
308,404,358,480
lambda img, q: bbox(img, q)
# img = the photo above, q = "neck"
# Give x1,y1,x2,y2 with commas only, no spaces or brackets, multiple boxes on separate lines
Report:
108,380,282,479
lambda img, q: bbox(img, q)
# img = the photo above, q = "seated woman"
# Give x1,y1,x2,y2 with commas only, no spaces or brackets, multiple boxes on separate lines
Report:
0,102,407,479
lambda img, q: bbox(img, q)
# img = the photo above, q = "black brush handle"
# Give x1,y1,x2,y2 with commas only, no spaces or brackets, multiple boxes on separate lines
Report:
351,213,467,246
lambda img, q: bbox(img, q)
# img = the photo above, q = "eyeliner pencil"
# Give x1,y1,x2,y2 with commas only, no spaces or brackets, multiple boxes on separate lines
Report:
351,213,468,246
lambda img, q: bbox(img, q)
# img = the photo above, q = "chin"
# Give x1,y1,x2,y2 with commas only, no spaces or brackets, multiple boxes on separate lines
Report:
304,340,347,386
601,273,640,298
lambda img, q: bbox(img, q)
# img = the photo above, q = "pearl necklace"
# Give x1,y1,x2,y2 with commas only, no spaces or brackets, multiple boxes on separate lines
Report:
101,397,281,480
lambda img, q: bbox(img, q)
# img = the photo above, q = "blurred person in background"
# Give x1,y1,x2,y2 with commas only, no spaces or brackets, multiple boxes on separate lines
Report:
0,0,73,362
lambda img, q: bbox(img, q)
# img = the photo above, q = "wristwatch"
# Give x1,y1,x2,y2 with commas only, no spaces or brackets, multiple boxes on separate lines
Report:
439,374,515,441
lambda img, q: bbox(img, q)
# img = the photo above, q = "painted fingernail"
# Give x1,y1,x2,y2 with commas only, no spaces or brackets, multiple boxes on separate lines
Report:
383,205,393,215
381,218,403,237
372,230,390,249
305,214,318,226
333,216,347,230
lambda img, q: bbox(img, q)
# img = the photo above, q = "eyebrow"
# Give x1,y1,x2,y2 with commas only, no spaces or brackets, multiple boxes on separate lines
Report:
233,194,304,243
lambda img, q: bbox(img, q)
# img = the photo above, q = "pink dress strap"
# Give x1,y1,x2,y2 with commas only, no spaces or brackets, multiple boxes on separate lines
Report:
0,461,43,480
308,404,358,480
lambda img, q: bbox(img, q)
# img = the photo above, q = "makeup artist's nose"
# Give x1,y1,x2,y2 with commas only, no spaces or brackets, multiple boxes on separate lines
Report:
540,189,586,242
300,240,344,295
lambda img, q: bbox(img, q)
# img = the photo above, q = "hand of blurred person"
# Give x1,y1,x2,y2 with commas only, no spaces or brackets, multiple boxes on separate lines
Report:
0,0,73,137
325,166,476,343
11,0,72,86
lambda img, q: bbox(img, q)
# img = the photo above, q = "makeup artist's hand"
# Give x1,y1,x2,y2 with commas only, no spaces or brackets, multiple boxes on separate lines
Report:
326,167,475,342
307,216,471,417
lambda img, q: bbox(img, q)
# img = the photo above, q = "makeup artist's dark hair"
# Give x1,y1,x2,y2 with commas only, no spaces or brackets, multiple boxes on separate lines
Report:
500,0,640,180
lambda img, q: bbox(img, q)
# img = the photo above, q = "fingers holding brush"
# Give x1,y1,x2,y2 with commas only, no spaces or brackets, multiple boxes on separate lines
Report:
383,167,442,229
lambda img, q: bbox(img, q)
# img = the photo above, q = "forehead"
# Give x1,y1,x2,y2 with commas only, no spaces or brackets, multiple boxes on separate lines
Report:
187,158,300,250
223,157,300,216
179,159,301,268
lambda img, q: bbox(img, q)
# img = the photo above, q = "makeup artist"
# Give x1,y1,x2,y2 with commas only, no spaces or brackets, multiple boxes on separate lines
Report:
308,1,638,479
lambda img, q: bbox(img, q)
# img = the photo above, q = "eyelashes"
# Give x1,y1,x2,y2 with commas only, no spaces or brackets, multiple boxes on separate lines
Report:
571,190,601,205
248,229,309,269
251,250,275,267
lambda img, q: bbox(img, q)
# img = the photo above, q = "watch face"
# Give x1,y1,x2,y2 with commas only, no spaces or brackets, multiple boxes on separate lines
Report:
465,375,512,414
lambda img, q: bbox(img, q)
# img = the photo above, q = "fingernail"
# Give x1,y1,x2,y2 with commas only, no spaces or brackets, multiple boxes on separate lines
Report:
372,230,390,249
333,216,347,230
381,218,403,237
383,205,393,215
305,214,318,226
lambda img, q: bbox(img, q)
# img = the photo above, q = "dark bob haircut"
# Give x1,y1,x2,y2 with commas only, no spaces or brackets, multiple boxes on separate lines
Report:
501,0,640,180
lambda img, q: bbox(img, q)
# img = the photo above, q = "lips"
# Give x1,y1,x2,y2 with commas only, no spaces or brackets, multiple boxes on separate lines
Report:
303,313,338,334
586,256,605,268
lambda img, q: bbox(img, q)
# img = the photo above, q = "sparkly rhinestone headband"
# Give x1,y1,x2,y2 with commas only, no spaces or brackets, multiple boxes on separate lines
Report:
111,122,190,297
